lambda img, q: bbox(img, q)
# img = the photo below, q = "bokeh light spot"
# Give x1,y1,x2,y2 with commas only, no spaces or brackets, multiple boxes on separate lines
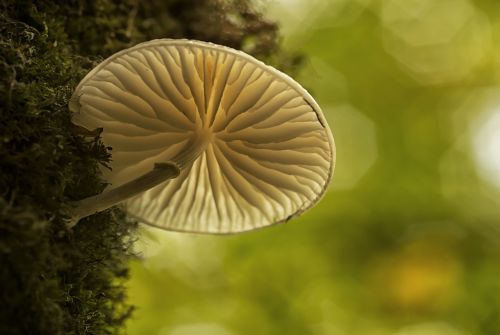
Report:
473,108,500,189
380,0,491,84
161,323,235,335
395,322,467,335
326,104,378,190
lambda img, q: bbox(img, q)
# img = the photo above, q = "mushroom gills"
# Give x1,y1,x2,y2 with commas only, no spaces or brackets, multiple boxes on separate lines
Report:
69,39,335,234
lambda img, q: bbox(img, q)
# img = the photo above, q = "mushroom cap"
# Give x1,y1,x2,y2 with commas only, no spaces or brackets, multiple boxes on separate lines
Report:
70,39,335,234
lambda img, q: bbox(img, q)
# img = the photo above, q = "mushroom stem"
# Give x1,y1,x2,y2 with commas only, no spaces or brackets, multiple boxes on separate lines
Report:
68,133,210,227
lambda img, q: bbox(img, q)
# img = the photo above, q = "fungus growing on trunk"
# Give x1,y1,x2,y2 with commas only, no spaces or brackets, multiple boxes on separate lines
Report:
69,39,335,233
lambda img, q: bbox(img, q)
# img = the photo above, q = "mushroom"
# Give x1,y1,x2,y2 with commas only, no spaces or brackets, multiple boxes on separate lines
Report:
69,39,335,234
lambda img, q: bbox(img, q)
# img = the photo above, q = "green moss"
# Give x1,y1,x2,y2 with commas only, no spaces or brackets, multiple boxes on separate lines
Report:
0,0,297,333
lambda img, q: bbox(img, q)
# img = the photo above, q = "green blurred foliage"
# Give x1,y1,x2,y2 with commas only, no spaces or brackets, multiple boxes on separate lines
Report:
127,1,500,335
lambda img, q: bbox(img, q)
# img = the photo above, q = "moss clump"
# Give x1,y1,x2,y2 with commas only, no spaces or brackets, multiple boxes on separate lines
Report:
0,0,297,334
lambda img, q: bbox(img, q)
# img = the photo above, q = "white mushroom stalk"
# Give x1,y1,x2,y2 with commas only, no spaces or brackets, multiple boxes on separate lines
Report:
69,132,210,226
69,39,335,234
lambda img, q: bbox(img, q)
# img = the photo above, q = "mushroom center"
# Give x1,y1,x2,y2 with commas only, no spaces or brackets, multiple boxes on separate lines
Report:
196,121,214,144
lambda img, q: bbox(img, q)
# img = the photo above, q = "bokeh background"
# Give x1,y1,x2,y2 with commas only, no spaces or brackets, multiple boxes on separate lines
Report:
126,1,500,334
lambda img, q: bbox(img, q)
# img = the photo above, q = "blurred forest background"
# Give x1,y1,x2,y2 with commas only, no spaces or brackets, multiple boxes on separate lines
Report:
126,0,500,335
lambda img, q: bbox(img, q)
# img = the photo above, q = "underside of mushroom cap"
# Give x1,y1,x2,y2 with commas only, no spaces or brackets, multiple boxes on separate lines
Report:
70,39,335,234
